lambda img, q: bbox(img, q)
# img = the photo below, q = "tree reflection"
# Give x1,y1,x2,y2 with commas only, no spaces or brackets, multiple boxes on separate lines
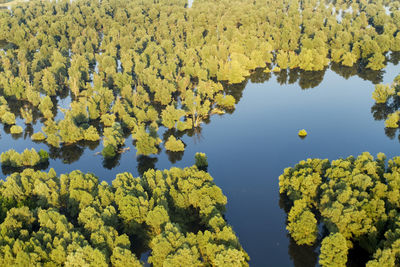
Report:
0,63,397,170
102,152,121,169
276,69,289,85
288,236,319,267
385,127,397,140
330,62,385,84
249,67,272,84
388,52,400,66
1,160,49,175
49,144,85,164
137,155,158,176
371,103,392,121
298,69,327,89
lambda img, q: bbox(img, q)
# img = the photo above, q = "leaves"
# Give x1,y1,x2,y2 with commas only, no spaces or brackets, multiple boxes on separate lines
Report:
0,160,247,266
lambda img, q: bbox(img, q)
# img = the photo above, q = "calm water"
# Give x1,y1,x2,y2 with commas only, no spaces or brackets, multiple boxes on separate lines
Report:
2,61,400,266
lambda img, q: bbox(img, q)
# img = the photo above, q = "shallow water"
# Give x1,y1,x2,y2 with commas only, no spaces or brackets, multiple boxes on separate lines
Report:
2,61,400,265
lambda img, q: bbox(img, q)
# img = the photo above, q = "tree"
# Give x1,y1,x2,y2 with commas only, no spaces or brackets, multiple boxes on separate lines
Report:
372,84,394,103
38,96,54,120
164,136,185,152
319,233,348,267
286,199,318,245
102,123,125,158
195,152,208,170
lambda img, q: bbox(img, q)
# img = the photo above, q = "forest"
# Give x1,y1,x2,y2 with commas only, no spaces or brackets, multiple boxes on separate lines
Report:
1,0,400,265
279,152,400,267
0,152,248,266
0,0,399,161
279,152,400,266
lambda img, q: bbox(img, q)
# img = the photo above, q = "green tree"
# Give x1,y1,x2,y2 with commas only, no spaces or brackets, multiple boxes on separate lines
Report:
319,233,348,267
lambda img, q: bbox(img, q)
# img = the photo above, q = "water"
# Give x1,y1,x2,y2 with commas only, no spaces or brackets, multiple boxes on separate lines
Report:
1,61,400,266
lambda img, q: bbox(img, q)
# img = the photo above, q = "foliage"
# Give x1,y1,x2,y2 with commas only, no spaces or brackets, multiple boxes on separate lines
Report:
385,112,400,128
9,125,22,134
0,0,397,159
298,129,307,137
164,136,185,152
370,74,400,140
372,84,394,104
279,152,400,266
102,144,116,159
0,160,248,266
195,152,208,170
319,233,348,267
0,148,49,168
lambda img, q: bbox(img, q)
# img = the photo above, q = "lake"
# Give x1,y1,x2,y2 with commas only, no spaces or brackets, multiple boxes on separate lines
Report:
1,61,400,266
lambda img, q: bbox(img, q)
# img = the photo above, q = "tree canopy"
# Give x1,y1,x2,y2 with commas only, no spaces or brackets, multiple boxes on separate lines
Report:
0,155,248,266
0,0,398,164
279,152,400,266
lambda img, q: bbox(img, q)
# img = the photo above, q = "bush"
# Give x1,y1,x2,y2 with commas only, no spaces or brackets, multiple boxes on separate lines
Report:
372,84,394,104
279,152,400,267
102,144,117,159
195,152,208,170
10,125,23,134
31,132,46,141
0,148,49,169
298,129,307,137
38,149,49,163
0,166,248,266
164,136,185,152
385,112,399,128
1,112,15,125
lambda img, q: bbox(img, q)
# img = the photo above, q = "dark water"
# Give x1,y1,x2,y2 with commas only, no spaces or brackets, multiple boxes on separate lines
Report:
2,61,400,266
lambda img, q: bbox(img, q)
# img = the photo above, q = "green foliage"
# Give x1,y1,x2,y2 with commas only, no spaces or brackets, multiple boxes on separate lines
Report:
195,152,208,170
298,129,307,137
319,233,348,267
279,152,400,266
286,199,318,245
1,111,15,125
0,0,397,157
0,148,49,168
132,126,161,156
102,144,117,159
9,125,22,134
372,84,394,104
102,122,125,158
164,136,185,152
161,105,186,129
385,112,399,128
0,163,248,266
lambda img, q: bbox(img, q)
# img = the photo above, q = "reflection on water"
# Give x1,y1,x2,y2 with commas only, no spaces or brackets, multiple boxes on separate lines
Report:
0,58,400,265
0,60,396,175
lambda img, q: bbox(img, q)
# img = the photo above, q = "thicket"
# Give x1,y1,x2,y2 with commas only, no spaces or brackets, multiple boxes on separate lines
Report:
370,74,400,140
279,152,400,266
0,0,398,162
0,161,248,266
0,148,49,168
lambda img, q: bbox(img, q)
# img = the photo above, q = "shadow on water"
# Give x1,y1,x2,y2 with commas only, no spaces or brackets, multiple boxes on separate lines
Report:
0,58,396,177
0,52,398,266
